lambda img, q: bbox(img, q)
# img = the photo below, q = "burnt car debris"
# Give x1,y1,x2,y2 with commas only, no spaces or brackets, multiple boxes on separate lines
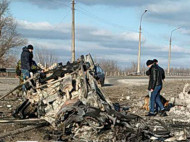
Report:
0,54,189,141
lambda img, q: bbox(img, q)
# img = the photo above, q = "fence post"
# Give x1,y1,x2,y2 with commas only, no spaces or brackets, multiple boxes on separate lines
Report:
106,72,108,77
111,72,113,77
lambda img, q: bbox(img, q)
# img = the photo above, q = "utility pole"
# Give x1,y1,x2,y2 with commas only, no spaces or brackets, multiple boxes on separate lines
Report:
168,37,172,74
71,0,75,62
167,27,181,74
137,10,147,75
0,15,2,38
137,26,142,74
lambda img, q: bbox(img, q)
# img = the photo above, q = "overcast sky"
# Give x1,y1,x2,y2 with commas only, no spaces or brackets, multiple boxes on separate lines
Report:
10,0,190,69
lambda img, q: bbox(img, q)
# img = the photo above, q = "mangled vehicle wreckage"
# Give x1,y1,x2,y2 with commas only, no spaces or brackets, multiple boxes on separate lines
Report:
1,54,173,141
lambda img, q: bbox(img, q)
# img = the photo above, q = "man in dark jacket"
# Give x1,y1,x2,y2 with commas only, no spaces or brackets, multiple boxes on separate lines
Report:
152,59,166,112
146,59,166,109
21,45,34,90
146,59,165,80
146,60,166,116
153,59,165,80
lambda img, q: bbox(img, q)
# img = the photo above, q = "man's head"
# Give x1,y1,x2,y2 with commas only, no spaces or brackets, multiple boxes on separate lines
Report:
146,60,154,68
27,45,33,52
153,59,158,64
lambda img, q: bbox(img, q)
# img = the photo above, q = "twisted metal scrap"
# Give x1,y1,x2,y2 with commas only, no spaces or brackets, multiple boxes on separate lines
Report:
11,54,171,141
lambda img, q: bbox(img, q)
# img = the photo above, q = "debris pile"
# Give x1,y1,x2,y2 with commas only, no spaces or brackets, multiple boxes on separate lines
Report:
1,54,173,141
168,83,190,119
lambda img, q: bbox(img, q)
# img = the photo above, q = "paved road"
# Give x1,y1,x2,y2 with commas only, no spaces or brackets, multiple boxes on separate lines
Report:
0,76,190,90
105,76,190,86
0,78,19,96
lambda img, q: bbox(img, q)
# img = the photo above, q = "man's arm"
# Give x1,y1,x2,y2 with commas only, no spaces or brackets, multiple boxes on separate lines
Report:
151,68,157,90
162,68,165,80
146,68,151,76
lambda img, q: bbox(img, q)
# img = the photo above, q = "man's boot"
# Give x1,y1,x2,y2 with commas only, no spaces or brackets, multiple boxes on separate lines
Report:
159,109,167,117
145,112,156,116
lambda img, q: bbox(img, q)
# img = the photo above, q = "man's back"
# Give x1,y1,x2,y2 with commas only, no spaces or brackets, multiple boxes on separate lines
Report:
158,66,165,80
21,47,32,70
149,64,163,90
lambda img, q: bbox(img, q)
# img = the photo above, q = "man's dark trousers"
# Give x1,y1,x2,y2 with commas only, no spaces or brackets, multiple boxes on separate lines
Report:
21,69,30,91
150,85,164,113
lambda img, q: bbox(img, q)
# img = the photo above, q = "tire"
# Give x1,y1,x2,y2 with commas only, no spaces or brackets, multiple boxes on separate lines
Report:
100,78,105,87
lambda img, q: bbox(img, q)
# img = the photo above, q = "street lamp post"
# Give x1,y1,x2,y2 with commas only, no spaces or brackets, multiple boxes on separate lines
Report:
137,10,147,74
71,0,75,62
167,27,181,74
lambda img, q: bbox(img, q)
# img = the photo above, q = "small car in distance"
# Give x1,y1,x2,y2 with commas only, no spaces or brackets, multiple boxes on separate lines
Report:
94,65,105,87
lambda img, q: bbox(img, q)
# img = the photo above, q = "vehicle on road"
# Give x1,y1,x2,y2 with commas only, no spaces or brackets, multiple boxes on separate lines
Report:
94,65,105,86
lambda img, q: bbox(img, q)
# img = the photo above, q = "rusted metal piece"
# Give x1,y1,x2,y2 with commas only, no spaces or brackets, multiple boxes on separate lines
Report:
0,118,45,124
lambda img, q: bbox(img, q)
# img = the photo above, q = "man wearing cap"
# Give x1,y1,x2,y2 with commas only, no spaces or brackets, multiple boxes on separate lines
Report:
146,59,166,109
146,60,166,116
21,45,34,90
152,59,166,113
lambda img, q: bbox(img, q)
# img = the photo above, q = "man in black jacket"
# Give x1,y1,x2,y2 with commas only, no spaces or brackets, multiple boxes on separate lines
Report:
153,59,166,113
146,60,166,116
146,59,166,111
21,45,33,90
146,59,165,80
153,59,165,80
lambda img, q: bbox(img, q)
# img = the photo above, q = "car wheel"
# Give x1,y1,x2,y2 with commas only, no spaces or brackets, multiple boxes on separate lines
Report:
100,78,105,87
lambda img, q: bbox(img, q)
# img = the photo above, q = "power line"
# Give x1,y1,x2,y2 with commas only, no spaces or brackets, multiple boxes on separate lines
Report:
55,0,71,8
49,1,138,33
61,8,70,22
75,5,138,33
48,1,71,28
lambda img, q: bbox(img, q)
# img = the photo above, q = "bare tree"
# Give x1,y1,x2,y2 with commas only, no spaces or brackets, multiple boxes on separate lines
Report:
0,55,17,67
170,67,190,74
96,59,120,72
125,62,137,73
0,0,26,64
35,49,58,67
123,61,147,74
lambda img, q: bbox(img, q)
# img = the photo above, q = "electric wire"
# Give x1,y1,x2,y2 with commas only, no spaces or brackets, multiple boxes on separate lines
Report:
75,4,138,33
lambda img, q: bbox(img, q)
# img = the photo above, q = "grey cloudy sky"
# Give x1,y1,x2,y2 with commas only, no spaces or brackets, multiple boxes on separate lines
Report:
11,0,190,69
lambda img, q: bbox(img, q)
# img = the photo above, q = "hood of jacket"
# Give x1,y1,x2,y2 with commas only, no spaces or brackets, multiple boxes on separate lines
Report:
22,46,29,52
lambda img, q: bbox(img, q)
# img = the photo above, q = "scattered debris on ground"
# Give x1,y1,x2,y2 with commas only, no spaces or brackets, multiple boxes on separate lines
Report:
169,83,190,119
0,54,190,141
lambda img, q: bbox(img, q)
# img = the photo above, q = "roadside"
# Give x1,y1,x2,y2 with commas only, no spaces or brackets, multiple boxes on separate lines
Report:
105,76,190,86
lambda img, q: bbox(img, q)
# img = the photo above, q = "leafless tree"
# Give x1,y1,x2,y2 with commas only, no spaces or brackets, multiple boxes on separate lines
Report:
0,0,26,65
170,68,190,74
35,48,58,67
95,57,190,75
95,59,120,72
0,55,17,67
123,61,147,74
124,62,137,73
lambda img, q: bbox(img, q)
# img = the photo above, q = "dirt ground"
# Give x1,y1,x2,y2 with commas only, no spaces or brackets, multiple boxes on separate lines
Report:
0,77,190,141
